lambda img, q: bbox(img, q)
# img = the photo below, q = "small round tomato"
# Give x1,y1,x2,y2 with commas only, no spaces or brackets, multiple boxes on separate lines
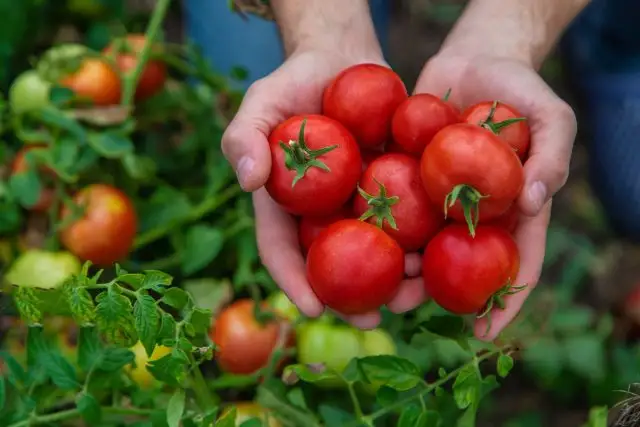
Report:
104,34,166,101
298,207,351,253
126,341,172,389
461,101,530,161
267,291,301,323
322,64,407,148
211,299,294,375
265,115,361,216
423,224,521,315
306,219,404,315
353,154,444,251
484,203,519,234
420,123,524,235
220,402,281,427
11,144,56,212
9,70,52,114
60,58,121,106
391,93,460,156
297,322,362,374
59,184,137,266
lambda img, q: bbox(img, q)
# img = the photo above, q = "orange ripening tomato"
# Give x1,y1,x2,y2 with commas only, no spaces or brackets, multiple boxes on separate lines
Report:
60,58,121,106
11,144,56,212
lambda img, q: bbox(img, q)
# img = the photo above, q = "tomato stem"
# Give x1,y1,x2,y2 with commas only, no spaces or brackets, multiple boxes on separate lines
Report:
443,184,488,237
442,88,452,102
476,280,529,336
357,178,399,230
480,100,527,141
279,119,338,187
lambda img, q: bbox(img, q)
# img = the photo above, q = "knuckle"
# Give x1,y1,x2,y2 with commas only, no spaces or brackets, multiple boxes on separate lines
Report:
548,159,570,188
552,100,578,133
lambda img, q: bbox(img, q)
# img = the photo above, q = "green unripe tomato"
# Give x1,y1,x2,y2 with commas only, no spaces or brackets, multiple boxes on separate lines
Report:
9,70,51,114
267,291,301,323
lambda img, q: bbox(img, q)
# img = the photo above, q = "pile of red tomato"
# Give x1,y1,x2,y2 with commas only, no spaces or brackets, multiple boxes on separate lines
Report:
266,64,529,321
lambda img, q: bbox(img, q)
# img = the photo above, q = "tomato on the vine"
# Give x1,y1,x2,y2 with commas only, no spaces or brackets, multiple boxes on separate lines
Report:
211,299,294,375
322,64,407,148
298,207,351,253
353,153,444,251
59,184,137,266
220,402,281,427
104,34,167,101
391,93,460,156
306,219,404,315
265,115,361,216
420,123,524,235
11,144,56,212
56,54,122,106
267,291,301,323
461,101,530,161
126,341,172,389
297,322,362,379
8,70,51,114
423,224,523,316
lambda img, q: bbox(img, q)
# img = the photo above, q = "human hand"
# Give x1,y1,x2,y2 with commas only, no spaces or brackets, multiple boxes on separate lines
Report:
414,51,577,341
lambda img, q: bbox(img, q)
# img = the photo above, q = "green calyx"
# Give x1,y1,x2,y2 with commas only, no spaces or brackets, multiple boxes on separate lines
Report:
479,100,527,144
444,184,488,237
477,280,529,336
357,178,400,230
279,119,338,187
442,88,452,102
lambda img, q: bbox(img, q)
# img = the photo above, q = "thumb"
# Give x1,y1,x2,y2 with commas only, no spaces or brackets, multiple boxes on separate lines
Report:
518,101,577,216
221,78,285,191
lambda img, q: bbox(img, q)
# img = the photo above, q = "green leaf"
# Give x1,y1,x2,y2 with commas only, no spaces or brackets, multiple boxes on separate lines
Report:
146,353,187,387
134,294,160,357
215,407,236,427
167,389,185,427
78,327,103,372
87,130,134,158
44,352,79,390
189,307,213,335
183,278,233,313
549,306,593,333
157,312,177,345
62,278,95,326
0,351,27,385
497,354,514,378
0,198,23,234
562,335,605,382
452,364,480,410
76,391,102,423
8,167,42,209
49,86,76,107
456,406,477,427
398,405,441,427
26,326,49,370
95,286,137,347
420,315,470,351
583,406,608,427
161,288,189,310
13,286,42,325
283,364,340,385
122,152,157,181
357,355,423,391
521,337,563,382
181,224,224,275
35,107,86,139
0,376,5,412
99,348,134,372
318,405,356,425
141,270,173,292
138,186,192,233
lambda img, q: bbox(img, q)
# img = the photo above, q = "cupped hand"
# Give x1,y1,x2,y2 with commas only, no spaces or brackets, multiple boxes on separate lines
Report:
222,49,426,329
415,53,577,341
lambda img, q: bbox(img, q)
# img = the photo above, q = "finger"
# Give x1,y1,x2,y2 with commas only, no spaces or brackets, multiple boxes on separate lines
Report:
339,311,382,330
387,277,427,314
221,78,288,191
404,253,422,277
474,200,552,341
254,189,325,317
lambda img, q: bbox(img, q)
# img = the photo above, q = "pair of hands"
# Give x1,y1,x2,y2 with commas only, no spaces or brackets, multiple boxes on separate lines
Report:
221,44,577,341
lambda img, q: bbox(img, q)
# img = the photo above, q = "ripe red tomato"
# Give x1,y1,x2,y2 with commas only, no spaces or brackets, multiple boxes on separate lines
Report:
306,219,404,315
461,101,530,161
322,64,407,148
211,299,294,375
11,145,55,212
299,207,351,254
353,153,444,251
423,224,521,315
391,93,460,156
484,203,520,234
265,115,361,216
420,123,524,235
104,34,167,101
59,184,137,266
60,58,121,106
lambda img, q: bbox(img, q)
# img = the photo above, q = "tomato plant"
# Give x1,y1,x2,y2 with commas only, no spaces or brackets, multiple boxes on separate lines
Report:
126,340,172,389
322,63,408,148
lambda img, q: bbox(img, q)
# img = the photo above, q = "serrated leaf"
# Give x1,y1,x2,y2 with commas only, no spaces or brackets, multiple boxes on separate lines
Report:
0,351,27,385
161,288,189,310
181,224,225,276
146,353,187,387
141,270,173,292
189,307,213,335
497,354,514,378
134,294,160,357
99,348,134,372
63,279,95,326
357,355,422,391
118,273,145,289
282,364,340,385
78,327,102,372
157,312,177,344
44,352,79,390
452,364,481,410
76,391,102,423
26,326,49,370
95,286,137,346
167,389,185,427
13,286,42,325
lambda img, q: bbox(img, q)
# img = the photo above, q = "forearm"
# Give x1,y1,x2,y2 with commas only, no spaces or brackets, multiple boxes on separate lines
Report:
271,0,381,58
441,0,591,69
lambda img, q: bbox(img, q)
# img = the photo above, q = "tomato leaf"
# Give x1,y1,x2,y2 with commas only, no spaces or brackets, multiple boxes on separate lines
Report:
157,312,177,346
140,270,173,292
146,352,187,387
137,186,193,233
0,198,23,234
497,354,514,378
98,348,134,372
77,327,102,372
187,307,213,336
95,286,137,347
183,278,233,315
47,135,80,180
76,391,102,423
452,364,480,410
215,407,236,427
161,287,189,310
43,352,79,390
34,107,86,139
357,355,423,391
0,351,27,386
62,278,95,326
166,389,185,427
0,375,5,412
8,167,42,208
13,287,42,326
420,315,470,351
134,294,160,357
87,130,134,158
318,405,356,426
181,224,224,276
122,152,157,181
398,404,440,427
49,86,75,107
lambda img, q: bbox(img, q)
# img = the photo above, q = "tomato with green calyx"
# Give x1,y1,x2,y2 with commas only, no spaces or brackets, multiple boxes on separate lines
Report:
323,64,408,148
267,291,301,323
8,70,51,114
104,34,167,101
298,206,351,254
220,402,281,427
306,219,404,315
211,299,295,375
391,92,460,156
353,153,444,251
461,100,530,161
60,184,137,266
11,144,56,212
420,123,524,236
423,224,524,329
265,115,361,216
126,341,172,389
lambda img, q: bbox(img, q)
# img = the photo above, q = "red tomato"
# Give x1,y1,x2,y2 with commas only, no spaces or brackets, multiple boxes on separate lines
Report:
60,184,137,266
423,224,521,315
211,299,294,375
461,101,530,161
306,219,404,315
322,64,407,148
420,123,524,235
11,145,55,212
391,93,460,156
104,34,167,101
60,58,121,106
265,115,361,216
353,154,444,251
299,207,350,254
484,203,520,234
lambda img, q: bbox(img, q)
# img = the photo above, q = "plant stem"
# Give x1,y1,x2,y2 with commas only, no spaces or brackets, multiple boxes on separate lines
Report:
121,0,172,106
346,381,365,420
7,406,155,427
190,364,219,409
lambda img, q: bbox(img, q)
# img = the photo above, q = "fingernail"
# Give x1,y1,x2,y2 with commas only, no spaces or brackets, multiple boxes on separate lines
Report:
236,156,254,190
527,181,547,213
